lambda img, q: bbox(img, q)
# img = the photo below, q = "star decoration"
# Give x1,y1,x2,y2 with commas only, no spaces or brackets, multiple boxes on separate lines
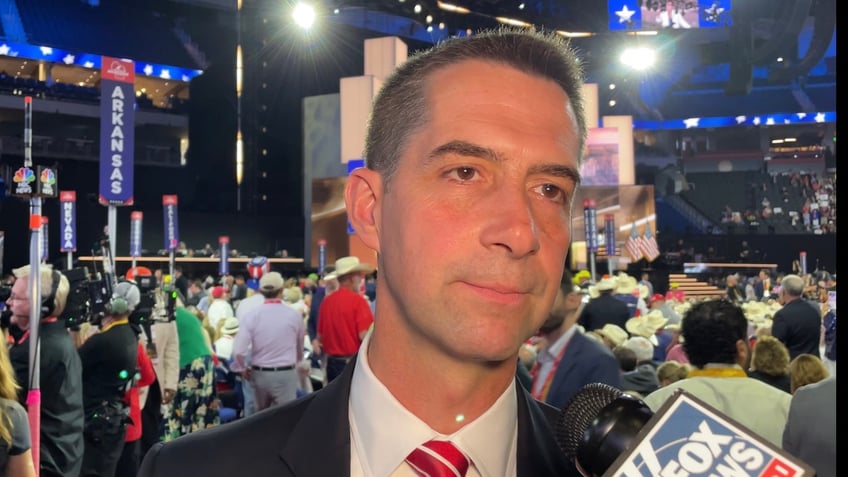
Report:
616,4,636,23
753,117,761,125
765,117,775,125
143,64,154,76
683,117,700,128
160,69,171,79
62,54,75,65
0,44,9,56
796,112,807,119
83,61,94,68
815,113,825,123
40,46,53,55
735,116,746,124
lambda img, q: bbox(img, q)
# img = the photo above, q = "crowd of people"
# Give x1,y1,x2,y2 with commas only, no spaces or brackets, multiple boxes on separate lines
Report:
0,27,837,477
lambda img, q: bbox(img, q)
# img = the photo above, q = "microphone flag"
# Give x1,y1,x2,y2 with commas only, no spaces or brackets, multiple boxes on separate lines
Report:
604,390,814,477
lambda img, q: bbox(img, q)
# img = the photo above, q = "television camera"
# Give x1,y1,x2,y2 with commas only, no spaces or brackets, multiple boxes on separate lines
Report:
60,267,177,328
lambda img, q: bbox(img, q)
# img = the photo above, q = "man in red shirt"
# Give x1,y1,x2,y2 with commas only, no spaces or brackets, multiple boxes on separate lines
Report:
315,256,375,383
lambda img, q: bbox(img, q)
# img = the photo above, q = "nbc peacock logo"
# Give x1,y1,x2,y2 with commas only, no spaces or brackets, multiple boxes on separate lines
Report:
13,167,35,195
40,168,56,185
39,168,56,196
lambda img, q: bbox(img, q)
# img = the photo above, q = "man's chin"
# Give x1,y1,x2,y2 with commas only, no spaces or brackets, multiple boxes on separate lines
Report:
11,316,30,330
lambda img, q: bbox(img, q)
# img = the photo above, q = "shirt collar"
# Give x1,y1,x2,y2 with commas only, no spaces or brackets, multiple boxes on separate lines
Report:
350,332,517,477
536,326,577,364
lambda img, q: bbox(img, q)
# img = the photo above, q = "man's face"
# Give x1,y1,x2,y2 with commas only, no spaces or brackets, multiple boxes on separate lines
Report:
538,287,583,335
7,277,32,328
368,60,581,362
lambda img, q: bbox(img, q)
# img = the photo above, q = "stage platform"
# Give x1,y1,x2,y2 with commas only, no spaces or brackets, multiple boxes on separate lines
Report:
76,255,306,278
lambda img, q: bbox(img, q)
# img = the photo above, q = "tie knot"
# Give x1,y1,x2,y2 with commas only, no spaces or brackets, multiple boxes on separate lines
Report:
406,439,470,477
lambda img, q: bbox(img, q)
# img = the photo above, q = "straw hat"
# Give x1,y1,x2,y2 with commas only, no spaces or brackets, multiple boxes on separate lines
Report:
594,324,629,348
626,310,668,340
616,273,639,295
333,256,375,278
220,317,240,335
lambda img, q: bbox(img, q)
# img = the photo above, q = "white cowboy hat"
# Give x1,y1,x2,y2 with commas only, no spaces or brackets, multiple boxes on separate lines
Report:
594,324,629,348
220,317,240,335
616,274,638,295
626,310,668,340
333,256,375,278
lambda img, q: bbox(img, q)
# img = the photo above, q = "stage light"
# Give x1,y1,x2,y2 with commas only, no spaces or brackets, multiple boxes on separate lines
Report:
619,46,656,71
437,1,470,13
292,2,316,29
496,17,532,27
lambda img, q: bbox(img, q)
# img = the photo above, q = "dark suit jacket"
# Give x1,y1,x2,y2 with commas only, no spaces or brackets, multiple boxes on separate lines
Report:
139,355,580,476
544,331,622,409
578,293,630,332
771,298,822,360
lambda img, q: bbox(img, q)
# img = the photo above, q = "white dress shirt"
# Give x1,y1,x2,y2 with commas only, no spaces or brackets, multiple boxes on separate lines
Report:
350,332,518,477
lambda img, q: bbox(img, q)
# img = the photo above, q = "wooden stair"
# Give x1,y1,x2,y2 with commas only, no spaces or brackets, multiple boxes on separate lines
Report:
668,273,724,299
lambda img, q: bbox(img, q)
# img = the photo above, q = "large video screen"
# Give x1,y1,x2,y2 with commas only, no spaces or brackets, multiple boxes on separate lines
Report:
608,0,732,31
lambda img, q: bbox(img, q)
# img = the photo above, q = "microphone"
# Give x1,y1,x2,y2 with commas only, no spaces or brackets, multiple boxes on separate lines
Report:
556,383,815,477
556,383,652,477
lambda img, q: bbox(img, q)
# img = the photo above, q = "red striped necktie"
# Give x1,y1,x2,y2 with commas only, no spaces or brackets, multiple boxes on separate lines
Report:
406,440,471,477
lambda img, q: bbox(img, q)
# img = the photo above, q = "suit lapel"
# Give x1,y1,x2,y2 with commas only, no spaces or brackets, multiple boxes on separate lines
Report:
547,333,585,401
276,356,577,476
516,381,579,476
278,356,358,476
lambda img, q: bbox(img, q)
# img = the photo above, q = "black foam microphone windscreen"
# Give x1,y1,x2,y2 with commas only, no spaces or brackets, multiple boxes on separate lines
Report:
555,383,653,477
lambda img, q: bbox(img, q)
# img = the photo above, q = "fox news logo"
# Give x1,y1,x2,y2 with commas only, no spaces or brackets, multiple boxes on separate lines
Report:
611,394,807,477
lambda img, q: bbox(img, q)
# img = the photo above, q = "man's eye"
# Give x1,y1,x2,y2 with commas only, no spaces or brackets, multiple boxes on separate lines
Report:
450,167,477,181
537,184,566,202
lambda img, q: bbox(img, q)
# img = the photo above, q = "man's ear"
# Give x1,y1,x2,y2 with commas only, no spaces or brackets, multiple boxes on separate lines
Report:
736,338,750,368
345,167,382,253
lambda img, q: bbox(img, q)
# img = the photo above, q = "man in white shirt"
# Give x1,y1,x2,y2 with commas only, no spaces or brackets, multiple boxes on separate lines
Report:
140,27,588,477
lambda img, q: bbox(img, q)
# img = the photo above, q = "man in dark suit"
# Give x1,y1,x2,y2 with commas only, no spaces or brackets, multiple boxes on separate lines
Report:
577,277,630,332
531,269,621,408
140,27,588,476
771,274,822,359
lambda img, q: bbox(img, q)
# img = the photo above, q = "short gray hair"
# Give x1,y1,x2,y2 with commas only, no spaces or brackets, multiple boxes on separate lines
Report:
781,274,805,297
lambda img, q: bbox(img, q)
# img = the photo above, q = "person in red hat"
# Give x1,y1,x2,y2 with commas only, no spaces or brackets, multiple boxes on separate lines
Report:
206,286,234,331
649,293,682,326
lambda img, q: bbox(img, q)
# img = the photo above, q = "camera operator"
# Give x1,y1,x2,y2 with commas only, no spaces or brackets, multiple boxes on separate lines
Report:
77,281,139,477
5,264,84,477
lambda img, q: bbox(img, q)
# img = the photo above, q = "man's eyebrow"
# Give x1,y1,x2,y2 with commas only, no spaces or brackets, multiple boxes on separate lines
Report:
426,139,582,184
426,140,503,164
529,164,582,186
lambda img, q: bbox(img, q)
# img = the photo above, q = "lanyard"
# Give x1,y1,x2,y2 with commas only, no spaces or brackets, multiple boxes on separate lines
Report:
529,336,572,401
12,317,59,346
100,318,129,333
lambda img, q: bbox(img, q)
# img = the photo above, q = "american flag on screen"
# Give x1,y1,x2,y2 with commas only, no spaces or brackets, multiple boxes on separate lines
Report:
641,225,661,262
625,222,644,262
